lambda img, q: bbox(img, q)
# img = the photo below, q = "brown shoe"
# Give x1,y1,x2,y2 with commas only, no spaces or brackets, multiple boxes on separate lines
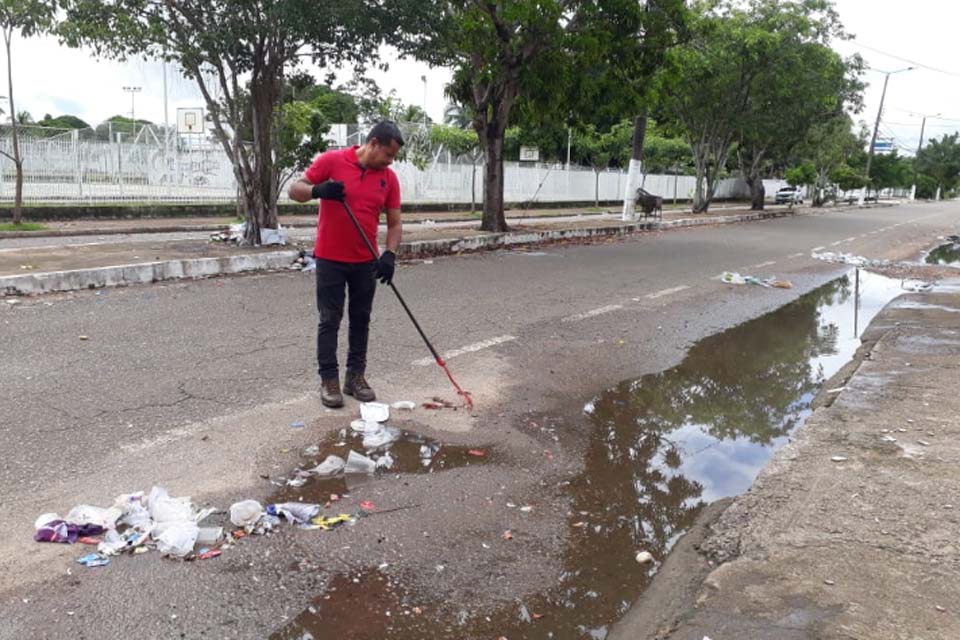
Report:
320,377,344,408
343,372,376,402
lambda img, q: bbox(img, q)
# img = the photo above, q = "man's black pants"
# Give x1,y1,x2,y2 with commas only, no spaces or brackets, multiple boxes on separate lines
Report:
315,258,377,381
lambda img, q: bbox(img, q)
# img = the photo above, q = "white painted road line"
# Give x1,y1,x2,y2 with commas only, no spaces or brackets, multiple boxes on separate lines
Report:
830,241,843,246
844,237,856,242
788,252,804,259
121,427,193,454
413,335,517,366
812,246,826,252
750,261,777,269
562,304,624,323
645,285,690,299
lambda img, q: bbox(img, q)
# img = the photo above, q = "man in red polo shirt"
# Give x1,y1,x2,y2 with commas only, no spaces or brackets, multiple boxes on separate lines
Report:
288,121,403,408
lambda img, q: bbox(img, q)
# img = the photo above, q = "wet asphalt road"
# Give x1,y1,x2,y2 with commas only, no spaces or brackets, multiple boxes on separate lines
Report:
1,202,957,638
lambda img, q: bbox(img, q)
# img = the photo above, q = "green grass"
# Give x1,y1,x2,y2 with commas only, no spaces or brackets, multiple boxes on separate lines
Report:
0,222,47,231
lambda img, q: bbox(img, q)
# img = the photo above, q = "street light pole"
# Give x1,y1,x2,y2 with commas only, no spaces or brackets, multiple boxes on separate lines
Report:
122,86,142,140
909,113,939,201
860,67,913,206
420,75,427,131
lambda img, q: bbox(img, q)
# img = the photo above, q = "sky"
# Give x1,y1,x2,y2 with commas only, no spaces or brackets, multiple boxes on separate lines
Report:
3,0,957,156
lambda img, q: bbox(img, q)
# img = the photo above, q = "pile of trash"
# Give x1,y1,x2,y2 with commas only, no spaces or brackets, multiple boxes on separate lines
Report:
306,401,418,481
721,272,793,289
33,401,419,569
209,222,288,246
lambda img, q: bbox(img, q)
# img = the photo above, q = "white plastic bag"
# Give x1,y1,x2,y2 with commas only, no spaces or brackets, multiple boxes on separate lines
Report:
312,455,345,476
65,504,122,529
156,522,199,557
260,226,288,246
35,513,59,530
148,486,194,524
229,500,263,527
391,400,416,411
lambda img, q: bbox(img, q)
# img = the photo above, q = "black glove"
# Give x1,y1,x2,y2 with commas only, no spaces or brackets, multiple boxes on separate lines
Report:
376,251,396,285
311,180,345,201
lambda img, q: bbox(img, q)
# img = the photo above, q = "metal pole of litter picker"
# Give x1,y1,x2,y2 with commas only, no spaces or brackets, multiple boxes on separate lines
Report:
338,199,443,363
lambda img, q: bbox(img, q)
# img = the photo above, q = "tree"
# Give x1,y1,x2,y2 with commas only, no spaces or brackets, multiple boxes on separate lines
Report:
915,133,960,200
793,114,864,205
430,124,482,212
37,114,91,130
830,164,866,192
572,125,619,207
784,162,816,190
62,0,392,244
396,0,684,232
733,0,862,211
657,0,859,213
1,0,58,225
869,151,913,195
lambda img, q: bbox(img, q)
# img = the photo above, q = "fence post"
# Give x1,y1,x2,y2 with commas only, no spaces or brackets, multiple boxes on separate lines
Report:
73,129,82,198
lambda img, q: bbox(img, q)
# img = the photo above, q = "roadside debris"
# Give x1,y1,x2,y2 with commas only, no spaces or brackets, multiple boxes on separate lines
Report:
290,251,316,272
721,272,793,288
635,551,654,564
812,251,889,268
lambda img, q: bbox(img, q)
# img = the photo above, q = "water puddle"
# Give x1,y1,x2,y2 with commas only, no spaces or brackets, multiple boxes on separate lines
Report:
925,240,960,266
273,269,905,639
269,428,490,506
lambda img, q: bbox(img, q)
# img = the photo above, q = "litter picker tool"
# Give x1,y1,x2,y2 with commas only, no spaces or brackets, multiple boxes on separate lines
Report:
338,199,474,410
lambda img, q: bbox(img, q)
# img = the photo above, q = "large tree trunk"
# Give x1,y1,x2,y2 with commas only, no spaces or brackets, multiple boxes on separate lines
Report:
747,175,765,210
244,65,280,244
692,153,709,213
5,30,23,226
480,131,507,231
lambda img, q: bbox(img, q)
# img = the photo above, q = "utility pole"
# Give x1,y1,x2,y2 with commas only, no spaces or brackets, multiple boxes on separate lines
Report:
122,85,142,139
860,67,913,206
909,112,939,201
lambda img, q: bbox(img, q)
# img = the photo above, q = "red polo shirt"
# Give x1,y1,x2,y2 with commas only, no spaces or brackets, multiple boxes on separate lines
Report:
304,146,402,263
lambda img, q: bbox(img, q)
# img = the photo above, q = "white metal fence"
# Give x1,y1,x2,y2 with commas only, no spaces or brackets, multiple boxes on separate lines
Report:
0,125,786,205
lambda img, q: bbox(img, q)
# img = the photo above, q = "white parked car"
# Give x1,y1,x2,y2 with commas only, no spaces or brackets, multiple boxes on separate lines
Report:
775,186,803,205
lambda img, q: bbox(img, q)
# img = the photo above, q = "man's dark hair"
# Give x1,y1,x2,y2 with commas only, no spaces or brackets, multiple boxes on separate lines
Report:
366,121,405,148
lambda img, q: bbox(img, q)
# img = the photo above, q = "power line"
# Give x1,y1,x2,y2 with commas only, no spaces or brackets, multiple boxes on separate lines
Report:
852,41,960,79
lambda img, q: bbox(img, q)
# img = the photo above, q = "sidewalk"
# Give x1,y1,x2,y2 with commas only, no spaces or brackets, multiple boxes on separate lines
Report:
0,202,849,296
610,286,960,639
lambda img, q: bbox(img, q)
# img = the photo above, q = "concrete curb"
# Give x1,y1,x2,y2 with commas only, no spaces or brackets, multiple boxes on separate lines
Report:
401,209,793,256
0,208,832,296
0,250,299,296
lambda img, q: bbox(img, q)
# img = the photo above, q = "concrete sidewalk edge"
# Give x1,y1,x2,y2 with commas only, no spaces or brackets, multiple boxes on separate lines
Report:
0,209,792,296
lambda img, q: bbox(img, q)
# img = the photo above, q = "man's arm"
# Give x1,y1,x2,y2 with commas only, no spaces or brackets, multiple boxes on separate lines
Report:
288,178,315,203
384,208,401,253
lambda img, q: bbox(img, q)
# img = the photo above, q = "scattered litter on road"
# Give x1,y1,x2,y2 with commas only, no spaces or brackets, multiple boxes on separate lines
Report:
303,445,320,456
391,400,416,410
826,387,845,393
77,553,109,568
268,502,322,524
812,251,889,268
229,500,264,527
467,449,487,457
830,456,848,462
198,548,222,560
901,280,934,293
312,455,346,476
824,579,835,585
635,551,654,564
344,450,378,474
503,530,514,540
290,420,306,429
422,396,459,410
721,272,793,288
360,501,375,511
